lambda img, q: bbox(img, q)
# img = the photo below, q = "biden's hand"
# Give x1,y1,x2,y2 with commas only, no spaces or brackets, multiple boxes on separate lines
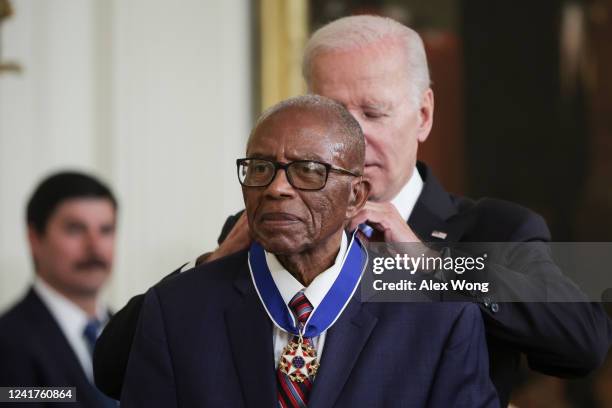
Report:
207,212,252,262
349,201,421,243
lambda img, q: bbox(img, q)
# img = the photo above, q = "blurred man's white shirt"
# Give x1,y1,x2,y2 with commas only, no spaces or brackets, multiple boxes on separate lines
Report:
33,277,108,382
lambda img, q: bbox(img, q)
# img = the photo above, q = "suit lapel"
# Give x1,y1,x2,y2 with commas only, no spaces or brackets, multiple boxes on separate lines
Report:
409,162,468,243
308,297,378,408
224,265,277,407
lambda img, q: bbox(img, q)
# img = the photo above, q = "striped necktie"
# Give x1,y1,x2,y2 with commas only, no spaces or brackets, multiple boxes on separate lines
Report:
277,290,316,408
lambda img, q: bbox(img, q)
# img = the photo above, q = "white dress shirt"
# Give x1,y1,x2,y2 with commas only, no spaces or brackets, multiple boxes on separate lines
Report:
33,277,108,382
265,232,349,366
390,166,424,222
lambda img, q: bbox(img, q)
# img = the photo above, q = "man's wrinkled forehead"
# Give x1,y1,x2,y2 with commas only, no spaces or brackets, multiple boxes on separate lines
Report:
308,38,409,79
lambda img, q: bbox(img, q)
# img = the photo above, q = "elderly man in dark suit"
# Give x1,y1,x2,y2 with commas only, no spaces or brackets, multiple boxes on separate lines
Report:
95,15,611,407
120,95,498,407
0,171,118,407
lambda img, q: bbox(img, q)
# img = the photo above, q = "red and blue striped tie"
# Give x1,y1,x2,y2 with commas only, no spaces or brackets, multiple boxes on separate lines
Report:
277,290,315,408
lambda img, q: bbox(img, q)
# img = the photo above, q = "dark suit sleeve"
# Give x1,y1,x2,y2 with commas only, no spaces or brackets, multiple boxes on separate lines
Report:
94,294,146,399
121,287,177,407
479,245,611,377
94,211,243,399
427,303,499,407
94,266,184,399
441,210,611,377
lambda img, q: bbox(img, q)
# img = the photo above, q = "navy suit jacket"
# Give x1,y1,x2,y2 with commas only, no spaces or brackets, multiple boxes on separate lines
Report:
0,289,115,408
121,250,499,407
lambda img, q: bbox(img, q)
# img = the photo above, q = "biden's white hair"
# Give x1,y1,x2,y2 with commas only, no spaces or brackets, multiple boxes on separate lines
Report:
303,15,431,108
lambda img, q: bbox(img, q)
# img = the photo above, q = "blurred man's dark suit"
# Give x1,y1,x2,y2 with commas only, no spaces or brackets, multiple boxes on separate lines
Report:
0,289,115,407
94,162,612,407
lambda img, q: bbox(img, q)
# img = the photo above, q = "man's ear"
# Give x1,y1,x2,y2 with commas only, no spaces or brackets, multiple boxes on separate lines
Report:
27,225,42,272
345,177,371,219
28,225,41,251
416,88,434,143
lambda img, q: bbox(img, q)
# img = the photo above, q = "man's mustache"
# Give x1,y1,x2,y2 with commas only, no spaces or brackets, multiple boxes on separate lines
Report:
74,257,109,271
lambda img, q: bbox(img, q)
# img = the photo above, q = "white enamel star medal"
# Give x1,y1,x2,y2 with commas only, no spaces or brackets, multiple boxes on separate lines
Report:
279,334,319,382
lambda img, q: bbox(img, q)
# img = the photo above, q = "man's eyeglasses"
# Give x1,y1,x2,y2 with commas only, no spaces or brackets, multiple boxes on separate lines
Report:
236,158,361,191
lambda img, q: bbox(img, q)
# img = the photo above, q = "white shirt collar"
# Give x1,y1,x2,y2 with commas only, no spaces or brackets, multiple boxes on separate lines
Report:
390,166,424,221
33,276,108,332
265,231,348,309
33,277,108,381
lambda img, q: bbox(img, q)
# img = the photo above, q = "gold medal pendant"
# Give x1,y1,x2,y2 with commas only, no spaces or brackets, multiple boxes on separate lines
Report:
279,335,319,382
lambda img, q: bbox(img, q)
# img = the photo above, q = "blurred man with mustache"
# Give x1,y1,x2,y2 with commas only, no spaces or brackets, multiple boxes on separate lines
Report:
0,171,118,407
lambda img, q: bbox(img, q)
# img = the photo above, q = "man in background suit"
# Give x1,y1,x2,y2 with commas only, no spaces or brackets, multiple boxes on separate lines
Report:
95,15,612,407
0,171,118,407
121,95,498,407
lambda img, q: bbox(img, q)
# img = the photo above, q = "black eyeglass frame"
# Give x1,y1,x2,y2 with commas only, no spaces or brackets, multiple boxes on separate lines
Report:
236,158,362,191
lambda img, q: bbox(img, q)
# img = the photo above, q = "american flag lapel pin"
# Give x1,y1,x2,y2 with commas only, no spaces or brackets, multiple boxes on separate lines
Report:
431,230,447,239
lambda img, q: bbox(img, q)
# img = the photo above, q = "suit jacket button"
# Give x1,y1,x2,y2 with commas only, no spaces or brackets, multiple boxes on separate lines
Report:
490,303,499,313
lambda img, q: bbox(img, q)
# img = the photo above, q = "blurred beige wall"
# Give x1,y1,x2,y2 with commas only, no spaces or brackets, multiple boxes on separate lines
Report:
0,0,252,311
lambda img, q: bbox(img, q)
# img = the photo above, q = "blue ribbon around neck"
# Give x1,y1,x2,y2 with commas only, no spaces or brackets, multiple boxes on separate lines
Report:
248,232,368,338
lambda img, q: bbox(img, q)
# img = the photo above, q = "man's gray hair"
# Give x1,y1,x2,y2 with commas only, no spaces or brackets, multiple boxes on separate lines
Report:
251,95,365,170
303,15,431,108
